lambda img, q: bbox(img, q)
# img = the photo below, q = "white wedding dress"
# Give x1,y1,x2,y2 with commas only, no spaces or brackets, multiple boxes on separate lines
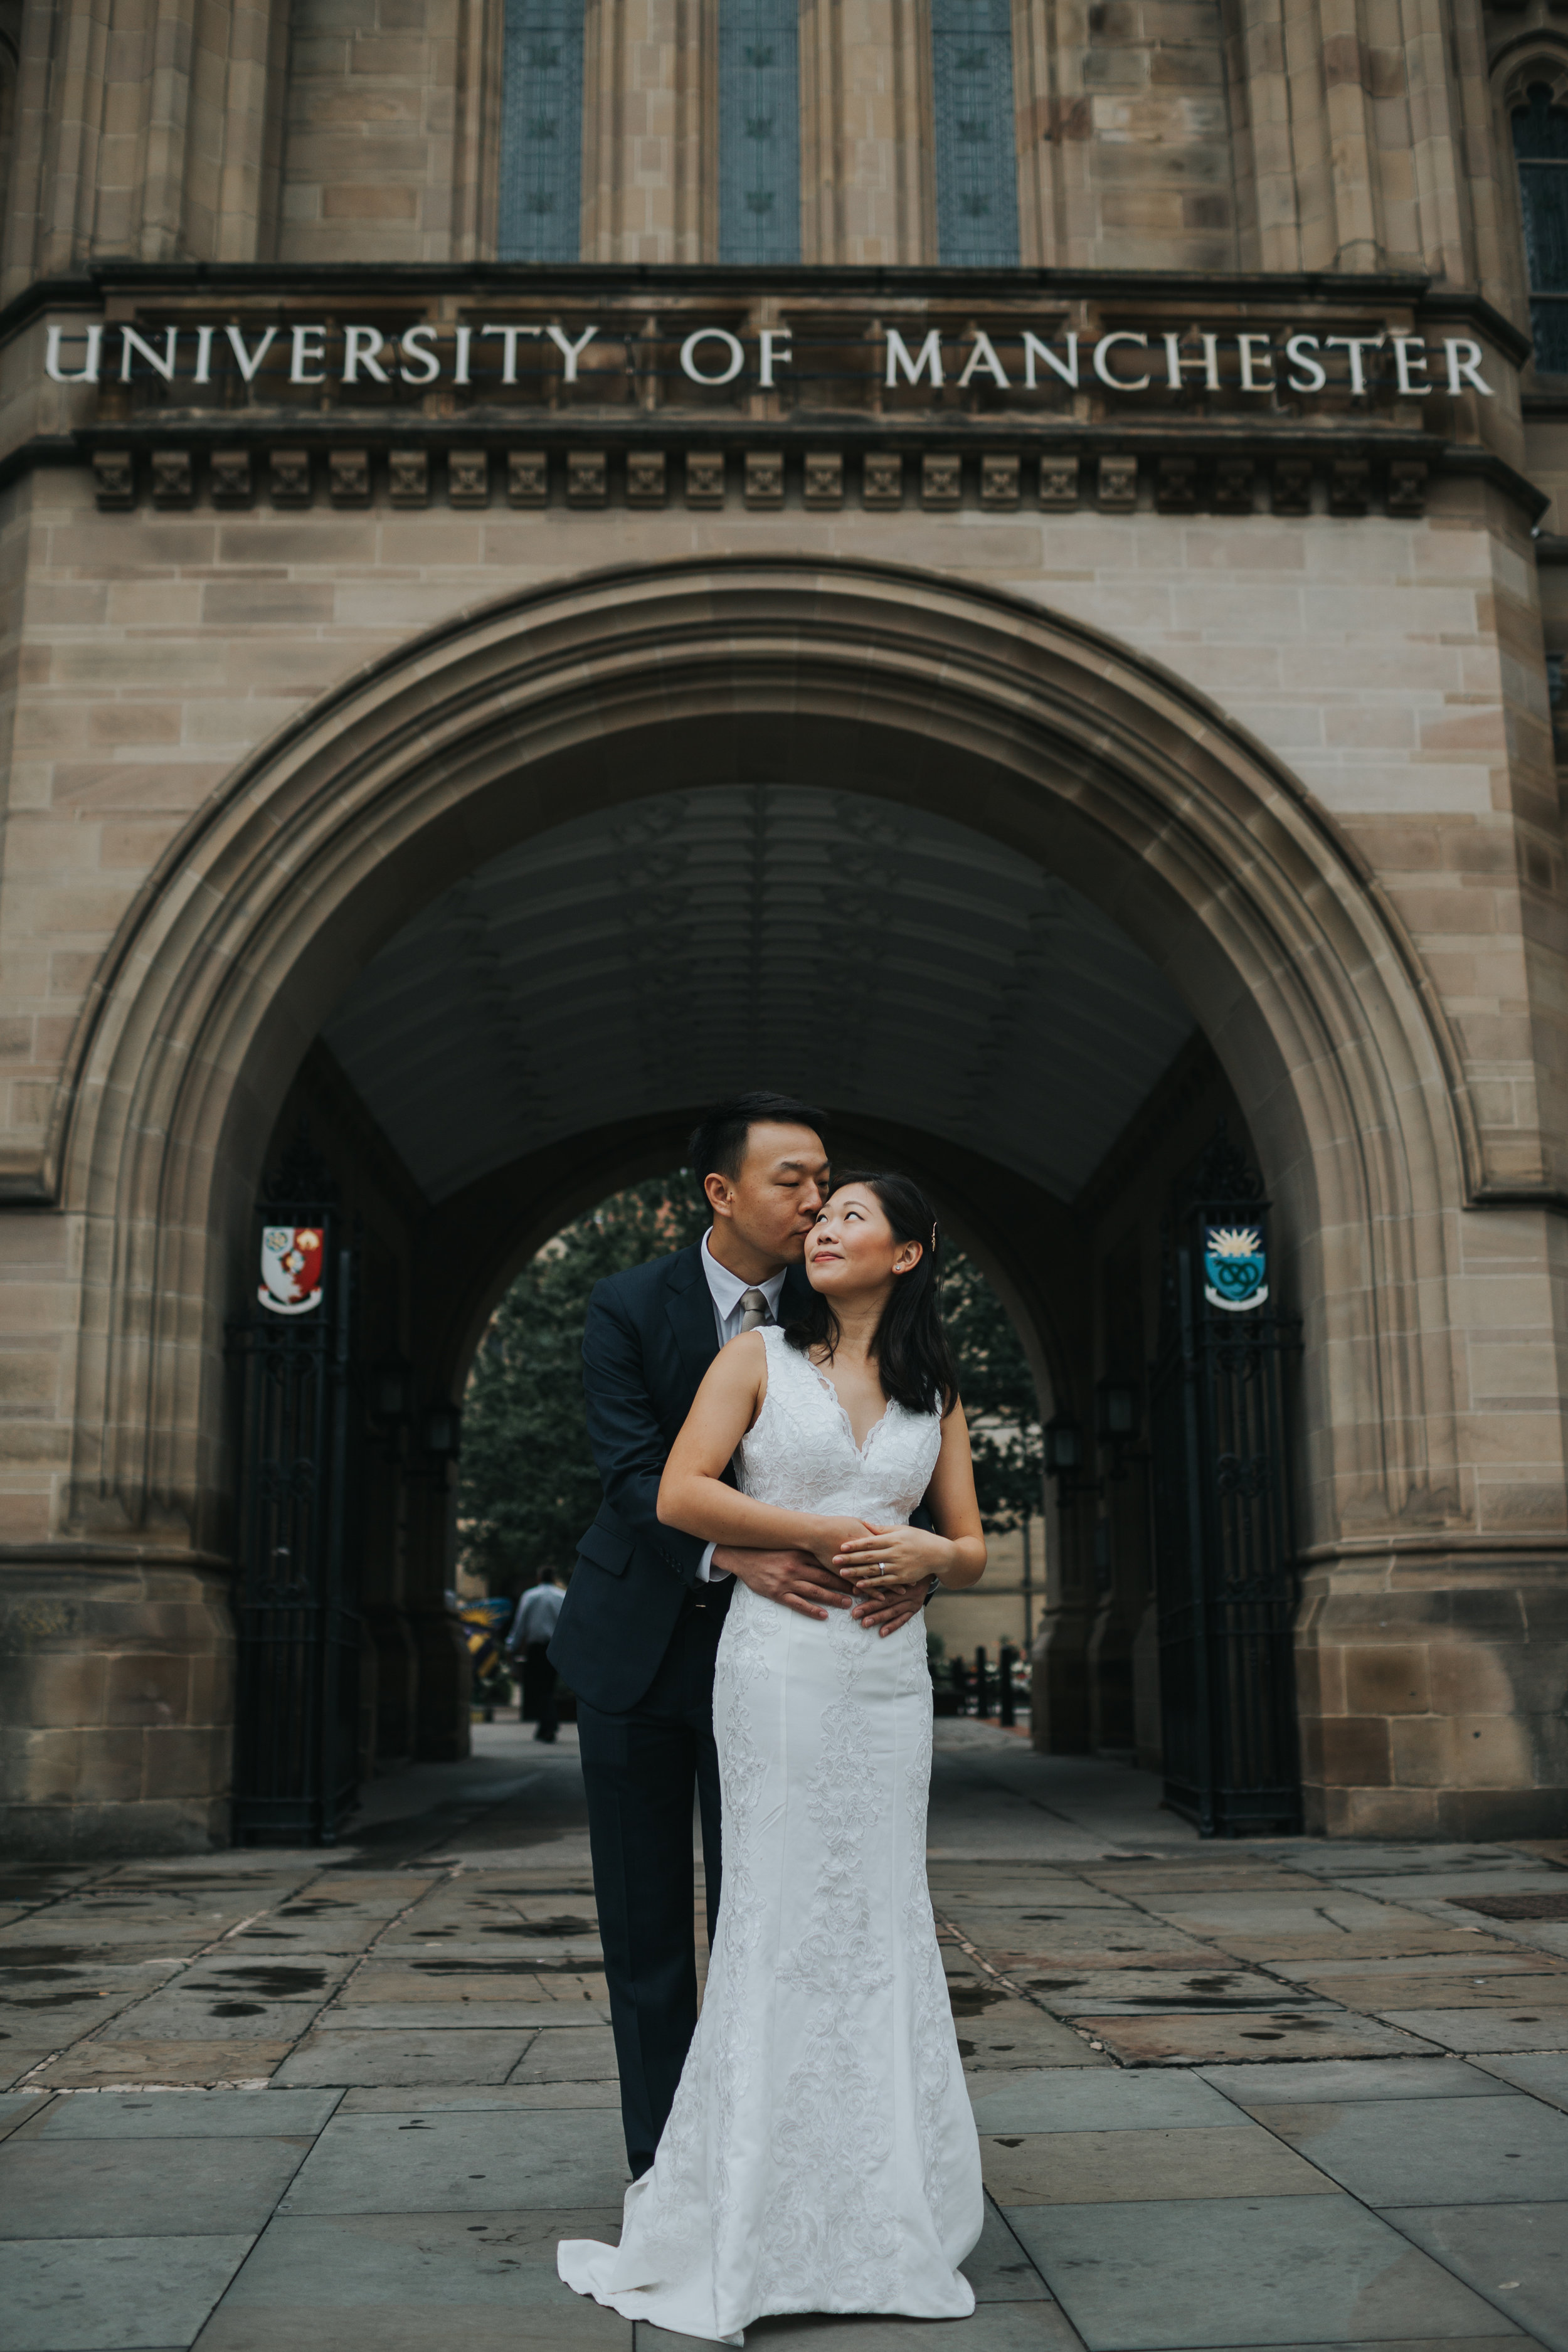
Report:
558,1324,984,2345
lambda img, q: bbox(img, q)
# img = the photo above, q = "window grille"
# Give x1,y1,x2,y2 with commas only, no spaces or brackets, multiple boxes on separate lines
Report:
719,0,802,265
499,0,585,263
933,0,1020,267
1514,83,1568,375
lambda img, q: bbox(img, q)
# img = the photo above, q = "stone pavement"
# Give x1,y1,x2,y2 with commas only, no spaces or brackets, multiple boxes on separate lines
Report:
3,1720,1568,2352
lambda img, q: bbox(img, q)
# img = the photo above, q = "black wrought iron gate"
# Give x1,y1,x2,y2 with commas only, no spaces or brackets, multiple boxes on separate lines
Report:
1149,1127,1303,1836
226,1150,362,1845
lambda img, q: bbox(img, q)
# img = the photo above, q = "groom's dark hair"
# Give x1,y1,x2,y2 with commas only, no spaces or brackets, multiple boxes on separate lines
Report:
687,1091,825,1187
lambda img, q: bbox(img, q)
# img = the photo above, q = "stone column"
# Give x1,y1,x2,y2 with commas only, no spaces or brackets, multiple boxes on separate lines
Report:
798,0,928,265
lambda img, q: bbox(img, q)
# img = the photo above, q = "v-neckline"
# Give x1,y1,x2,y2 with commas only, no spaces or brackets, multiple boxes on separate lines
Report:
805,1353,891,1458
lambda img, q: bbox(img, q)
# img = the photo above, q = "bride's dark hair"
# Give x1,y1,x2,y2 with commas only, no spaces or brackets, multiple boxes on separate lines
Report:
785,1171,960,1416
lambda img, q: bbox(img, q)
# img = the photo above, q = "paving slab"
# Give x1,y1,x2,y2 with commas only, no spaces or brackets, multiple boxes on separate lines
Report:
278,2104,630,2212
982,2122,1328,2205
0,2089,48,2138
1021,1969,1321,2014
29,2040,294,2090
1223,1936,1526,1966
1080,2011,1438,2067
964,2201,1051,2301
1005,2191,1525,2349
1199,2059,1513,2107
194,2202,626,2336
1382,2204,1568,2352
1379,2012,1568,2055
644,2308,1086,2349
339,1965,605,2002
0,2134,312,2238
1,2040,77,2089
1261,2089,1568,2205
1286,1848,1547,1879
95,1996,328,2043
970,2068,1244,2134
510,2024,620,2080
0,2232,257,2352
1264,1949,1540,1979
1467,2053,1568,2111
1306,1973,1568,2011
18,2089,342,2139
339,2081,621,2111
270,2025,535,2087
325,2001,608,2028
1341,1874,1562,1904
952,2000,1103,2070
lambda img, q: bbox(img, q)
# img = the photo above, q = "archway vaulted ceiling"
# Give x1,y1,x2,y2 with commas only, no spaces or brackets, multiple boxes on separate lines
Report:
322,785,1195,1205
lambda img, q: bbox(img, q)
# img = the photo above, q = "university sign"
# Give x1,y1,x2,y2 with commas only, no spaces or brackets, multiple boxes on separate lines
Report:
43,317,1498,403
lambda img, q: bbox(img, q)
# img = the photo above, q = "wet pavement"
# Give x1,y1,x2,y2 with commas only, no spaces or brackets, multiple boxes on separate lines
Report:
3,1719,1567,2349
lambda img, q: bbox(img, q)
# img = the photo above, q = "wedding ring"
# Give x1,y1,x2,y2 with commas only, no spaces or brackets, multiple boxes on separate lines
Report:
876,1562,887,1577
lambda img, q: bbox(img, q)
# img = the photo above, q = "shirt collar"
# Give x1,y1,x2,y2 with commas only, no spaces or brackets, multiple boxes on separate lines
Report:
701,1229,788,1320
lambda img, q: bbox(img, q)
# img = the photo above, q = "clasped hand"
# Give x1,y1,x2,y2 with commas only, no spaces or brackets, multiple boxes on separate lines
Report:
830,1520,950,1594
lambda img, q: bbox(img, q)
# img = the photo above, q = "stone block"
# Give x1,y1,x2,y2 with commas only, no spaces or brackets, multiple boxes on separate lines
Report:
684,452,724,508
269,450,313,507
1039,456,1079,509
150,452,194,510
329,450,372,507
565,451,606,508
981,454,1020,509
92,453,136,511
1097,455,1138,511
803,452,842,507
625,450,666,507
384,449,426,507
1316,1715,1392,1788
743,452,783,508
446,451,488,509
862,452,902,509
1343,1645,1431,1717
921,453,962,509
104,1651,191,1727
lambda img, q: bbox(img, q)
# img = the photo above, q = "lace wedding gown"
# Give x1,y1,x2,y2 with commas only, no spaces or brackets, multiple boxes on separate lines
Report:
558,1324,983,2346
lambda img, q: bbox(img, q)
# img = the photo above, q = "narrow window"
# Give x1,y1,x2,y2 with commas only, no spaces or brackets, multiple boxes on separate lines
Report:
719,0,802,265
499,0,585,263
933,0,1020,267
1514,83,1568,374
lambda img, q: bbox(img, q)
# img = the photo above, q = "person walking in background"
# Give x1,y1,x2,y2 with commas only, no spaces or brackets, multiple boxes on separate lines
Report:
508,1567,566,1742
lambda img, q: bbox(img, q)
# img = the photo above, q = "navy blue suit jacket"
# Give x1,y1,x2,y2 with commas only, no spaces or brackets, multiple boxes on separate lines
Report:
548,1241,812,1714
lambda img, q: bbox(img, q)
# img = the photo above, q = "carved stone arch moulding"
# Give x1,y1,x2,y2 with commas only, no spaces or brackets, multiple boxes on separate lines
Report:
47,556,1481,1550
1497,47,1568,117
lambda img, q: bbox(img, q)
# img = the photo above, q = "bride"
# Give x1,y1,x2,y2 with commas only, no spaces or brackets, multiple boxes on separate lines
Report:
558,1171,988,2346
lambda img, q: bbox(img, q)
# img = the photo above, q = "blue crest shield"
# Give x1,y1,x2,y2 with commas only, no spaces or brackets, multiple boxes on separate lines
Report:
1203,1224,1268,1313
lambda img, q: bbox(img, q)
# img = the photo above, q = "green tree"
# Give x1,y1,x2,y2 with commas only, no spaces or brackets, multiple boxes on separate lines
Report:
458,1173,708,1591
458,1182,1045,1587
940,1248,1045,1534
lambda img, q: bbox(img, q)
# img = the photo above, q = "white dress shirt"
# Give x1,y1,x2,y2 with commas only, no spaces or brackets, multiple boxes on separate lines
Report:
695,1231,788,1582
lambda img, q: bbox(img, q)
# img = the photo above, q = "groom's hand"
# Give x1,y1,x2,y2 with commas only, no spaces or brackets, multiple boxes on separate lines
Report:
712,1547,852,1622
852,1582,928,1638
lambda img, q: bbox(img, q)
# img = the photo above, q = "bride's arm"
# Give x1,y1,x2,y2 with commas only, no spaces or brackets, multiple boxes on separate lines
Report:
657,1336,870,1568
832,1401,987,1593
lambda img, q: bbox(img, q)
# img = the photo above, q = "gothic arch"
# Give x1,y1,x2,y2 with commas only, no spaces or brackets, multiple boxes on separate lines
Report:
46,554,1478,1556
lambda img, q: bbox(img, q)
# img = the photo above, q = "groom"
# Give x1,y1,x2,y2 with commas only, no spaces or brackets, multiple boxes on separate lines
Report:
550,1091,926,2176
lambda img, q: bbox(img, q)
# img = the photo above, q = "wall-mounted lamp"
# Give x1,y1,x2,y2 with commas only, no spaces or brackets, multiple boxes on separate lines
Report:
422,1405,461,1461
1043,1413,1084,1478
1095,1378,1139,1444
371,1353,413,1425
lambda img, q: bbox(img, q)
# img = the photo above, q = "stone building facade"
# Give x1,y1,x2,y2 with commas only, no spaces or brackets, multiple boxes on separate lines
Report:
1,0,1567,1853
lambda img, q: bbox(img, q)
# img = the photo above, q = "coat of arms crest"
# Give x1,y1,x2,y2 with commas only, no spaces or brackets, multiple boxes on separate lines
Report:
1202,1224,1268,1313
258,1225,325,1315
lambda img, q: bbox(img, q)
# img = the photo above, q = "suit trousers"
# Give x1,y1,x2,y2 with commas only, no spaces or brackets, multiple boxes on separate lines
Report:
576,1585,728,2178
